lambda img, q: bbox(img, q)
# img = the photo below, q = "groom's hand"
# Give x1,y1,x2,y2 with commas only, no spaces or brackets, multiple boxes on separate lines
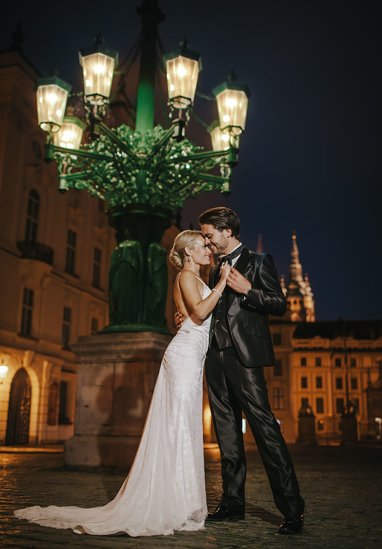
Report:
174,311,184,330
227,267,252,295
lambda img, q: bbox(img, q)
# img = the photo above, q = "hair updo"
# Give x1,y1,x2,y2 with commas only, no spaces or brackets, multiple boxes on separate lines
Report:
169,230,204,270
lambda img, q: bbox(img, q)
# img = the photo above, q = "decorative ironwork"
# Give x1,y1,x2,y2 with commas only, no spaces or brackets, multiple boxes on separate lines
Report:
47,123,236,208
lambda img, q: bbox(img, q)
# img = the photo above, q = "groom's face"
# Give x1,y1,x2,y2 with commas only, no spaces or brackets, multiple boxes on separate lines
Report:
200,223,231,254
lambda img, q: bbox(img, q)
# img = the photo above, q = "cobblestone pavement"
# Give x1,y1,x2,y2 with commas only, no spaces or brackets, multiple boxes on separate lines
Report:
1,444,381,548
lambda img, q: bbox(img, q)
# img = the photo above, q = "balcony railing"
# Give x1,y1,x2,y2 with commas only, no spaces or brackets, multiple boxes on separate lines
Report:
17,240,54,265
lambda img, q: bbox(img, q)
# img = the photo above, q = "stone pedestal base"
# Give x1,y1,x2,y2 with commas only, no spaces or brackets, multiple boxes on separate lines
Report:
64,331,171,470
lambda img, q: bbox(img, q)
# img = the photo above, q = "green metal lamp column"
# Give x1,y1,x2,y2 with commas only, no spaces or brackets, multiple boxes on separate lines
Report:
106,0,171,334
135,0,164,133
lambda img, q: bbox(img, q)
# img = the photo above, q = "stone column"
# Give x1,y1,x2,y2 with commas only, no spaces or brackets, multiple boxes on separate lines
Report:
64,331,171,470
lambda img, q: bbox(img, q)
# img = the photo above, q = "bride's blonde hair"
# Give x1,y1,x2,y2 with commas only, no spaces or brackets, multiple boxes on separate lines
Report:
169,230,204,270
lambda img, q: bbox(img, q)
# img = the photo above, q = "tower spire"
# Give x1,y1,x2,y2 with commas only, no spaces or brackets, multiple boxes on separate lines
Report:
289,230,303,283
286,232,315,322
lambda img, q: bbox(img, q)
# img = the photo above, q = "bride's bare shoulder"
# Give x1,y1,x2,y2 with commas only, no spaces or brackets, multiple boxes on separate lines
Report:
177,270,198,284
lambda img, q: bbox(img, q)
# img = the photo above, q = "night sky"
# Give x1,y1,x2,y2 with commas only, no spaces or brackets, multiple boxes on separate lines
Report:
1,0,381,320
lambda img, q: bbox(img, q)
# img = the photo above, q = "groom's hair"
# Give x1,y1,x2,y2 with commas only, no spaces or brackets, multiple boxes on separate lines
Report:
199,207,240,238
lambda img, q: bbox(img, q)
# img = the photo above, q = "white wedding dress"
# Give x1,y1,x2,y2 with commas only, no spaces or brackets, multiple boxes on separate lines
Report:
15,279,211,537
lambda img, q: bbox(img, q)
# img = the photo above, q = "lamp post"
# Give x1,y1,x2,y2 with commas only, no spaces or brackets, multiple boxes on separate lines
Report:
36,0,250,333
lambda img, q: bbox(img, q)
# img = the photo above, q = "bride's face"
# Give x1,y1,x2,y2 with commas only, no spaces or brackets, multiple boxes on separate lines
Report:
190,236,211,265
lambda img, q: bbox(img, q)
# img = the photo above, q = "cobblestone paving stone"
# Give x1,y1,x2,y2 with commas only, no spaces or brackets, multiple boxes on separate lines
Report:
1,445,381,548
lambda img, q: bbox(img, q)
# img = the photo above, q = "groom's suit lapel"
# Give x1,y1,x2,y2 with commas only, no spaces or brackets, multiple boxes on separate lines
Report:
227,246,250,311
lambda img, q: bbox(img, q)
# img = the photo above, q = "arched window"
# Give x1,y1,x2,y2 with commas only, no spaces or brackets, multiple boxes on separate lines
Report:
25,190,40,243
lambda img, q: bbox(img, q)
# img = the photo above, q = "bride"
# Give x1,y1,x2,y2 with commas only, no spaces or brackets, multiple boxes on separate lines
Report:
14,230,230,537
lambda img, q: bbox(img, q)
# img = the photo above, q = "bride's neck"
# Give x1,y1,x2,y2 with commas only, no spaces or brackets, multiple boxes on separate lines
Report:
182,265,200,276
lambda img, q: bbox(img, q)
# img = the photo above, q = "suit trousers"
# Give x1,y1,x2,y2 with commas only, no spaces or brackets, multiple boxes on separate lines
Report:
205,341,304,520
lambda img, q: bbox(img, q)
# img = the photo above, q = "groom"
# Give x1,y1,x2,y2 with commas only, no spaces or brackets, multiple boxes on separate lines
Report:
199,207,305,535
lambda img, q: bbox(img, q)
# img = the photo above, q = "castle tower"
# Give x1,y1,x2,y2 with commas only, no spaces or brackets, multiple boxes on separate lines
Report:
286,232,315,322
303,273,315,322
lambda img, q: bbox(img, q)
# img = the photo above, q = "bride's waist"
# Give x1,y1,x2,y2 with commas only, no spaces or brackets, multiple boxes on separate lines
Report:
179,318,210,331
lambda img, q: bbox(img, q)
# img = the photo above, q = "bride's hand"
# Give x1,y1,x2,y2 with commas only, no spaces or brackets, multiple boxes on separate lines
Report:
219,262,231,282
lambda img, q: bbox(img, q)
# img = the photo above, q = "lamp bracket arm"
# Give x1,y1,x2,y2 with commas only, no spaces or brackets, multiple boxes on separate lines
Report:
164,148,231,165
49,144,110,162
95,122,139,162
145,125,175,162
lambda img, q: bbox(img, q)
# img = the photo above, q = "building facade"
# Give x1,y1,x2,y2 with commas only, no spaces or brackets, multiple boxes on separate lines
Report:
0,49,116,445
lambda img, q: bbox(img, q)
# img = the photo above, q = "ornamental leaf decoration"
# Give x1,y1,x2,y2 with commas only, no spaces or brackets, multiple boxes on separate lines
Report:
53,124,232,210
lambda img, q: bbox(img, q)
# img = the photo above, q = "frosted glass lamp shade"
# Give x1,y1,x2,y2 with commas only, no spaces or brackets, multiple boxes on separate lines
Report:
165,44,201,109
213,80,250,136
53,116,86,150
209,122,232,151
36,77,71,133
79,48,117,105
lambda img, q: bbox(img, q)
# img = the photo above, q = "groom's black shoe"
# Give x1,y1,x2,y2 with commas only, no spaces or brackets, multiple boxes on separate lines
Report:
206,503,245,522
278,513,304,535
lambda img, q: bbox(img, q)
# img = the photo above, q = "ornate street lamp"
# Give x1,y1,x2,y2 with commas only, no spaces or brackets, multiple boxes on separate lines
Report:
165,41,201,111
53,116,86,150
214,74,250,136
79,34,118,119
36,76,71,134
208,121,239,194
36,0,250,333
0,362,9,384
209,121,235,151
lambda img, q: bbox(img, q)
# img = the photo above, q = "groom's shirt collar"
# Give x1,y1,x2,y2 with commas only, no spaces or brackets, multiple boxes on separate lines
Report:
219,242,243,267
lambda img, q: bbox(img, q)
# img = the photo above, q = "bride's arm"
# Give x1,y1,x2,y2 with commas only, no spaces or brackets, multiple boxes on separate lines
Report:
179,267,230,322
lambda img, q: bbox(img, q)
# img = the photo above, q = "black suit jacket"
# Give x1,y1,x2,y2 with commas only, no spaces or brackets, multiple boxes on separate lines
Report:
209,247,286,367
